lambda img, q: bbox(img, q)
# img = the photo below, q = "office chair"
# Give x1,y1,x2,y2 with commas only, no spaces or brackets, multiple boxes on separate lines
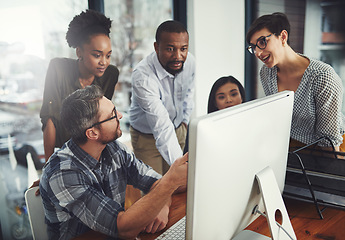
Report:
24,186,48,240
26,152,39,189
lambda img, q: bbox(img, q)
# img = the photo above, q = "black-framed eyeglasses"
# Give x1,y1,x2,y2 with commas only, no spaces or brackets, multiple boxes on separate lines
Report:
88,107,118,129
247,34,273,55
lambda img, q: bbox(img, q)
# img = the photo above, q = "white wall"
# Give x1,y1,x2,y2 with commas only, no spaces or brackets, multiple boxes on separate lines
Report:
187,0,245,117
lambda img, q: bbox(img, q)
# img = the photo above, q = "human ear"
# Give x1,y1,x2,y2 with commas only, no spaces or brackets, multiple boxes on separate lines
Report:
280,30,288,46
154,42,159,53
85,128,99,141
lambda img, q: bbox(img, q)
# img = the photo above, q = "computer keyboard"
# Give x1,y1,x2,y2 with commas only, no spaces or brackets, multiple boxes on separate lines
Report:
155,216,186,240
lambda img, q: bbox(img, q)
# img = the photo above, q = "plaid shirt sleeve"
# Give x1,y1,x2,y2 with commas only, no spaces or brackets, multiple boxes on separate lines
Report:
40,140,162,239
48,166,121,237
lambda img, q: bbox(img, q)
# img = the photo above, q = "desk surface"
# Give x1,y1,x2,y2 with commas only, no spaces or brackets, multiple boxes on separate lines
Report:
74,192,345,240
250,197,345,239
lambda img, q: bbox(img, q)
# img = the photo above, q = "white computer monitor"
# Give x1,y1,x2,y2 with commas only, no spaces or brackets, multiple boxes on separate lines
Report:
186,91,294,239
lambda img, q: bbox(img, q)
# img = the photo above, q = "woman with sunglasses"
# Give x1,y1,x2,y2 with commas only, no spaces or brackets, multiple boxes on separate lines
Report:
246,12,345,152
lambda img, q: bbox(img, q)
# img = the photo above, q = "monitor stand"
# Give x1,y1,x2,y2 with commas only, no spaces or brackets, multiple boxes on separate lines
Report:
233,167,297,240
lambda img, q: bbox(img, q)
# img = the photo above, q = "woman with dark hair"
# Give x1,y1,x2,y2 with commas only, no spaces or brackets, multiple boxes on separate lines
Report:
246,12,345,152
184,76,244,154
207,76,245,113
40,10,119,161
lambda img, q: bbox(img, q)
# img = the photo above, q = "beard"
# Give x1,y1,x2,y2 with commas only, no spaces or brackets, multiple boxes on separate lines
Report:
99,126,122,144
165,61,184,75
100,134,117,145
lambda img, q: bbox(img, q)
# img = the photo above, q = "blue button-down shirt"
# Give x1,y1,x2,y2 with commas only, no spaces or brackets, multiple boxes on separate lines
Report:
40,139,161,240
129,52,195,165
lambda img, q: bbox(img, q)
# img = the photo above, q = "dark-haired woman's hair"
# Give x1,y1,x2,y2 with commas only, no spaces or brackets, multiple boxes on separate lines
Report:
66,9,112,48
155,20,188,43
246,12,290,45
207,76,245,113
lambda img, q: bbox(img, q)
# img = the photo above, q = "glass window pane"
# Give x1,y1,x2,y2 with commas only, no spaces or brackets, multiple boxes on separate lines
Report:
104,0,173,124
0,1,87,239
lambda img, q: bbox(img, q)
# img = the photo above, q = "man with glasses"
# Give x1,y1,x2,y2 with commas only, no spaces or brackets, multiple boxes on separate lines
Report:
39,85,188,240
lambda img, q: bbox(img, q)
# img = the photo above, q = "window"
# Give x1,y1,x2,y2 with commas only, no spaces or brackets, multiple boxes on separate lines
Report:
104,0,173,122
0,1,87,239
0,1,174,238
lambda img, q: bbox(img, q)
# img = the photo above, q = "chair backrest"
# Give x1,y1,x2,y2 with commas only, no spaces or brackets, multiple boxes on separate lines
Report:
25,186,49,240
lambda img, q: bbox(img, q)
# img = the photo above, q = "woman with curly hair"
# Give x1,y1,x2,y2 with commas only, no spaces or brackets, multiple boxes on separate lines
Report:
40,10,119,161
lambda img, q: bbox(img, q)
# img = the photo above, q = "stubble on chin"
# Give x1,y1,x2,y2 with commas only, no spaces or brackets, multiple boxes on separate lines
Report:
166,62,184,75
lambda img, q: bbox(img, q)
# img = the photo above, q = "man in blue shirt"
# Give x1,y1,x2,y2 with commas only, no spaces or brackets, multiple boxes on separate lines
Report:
40,85,188,240
129,20,195,174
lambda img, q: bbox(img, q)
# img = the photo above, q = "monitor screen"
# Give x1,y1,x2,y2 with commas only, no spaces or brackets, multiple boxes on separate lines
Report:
186,91,294,239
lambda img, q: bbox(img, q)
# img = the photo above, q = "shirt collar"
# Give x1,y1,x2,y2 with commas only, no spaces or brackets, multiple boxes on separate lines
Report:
67,139,102,169
73,59,102,88
152,52,175,81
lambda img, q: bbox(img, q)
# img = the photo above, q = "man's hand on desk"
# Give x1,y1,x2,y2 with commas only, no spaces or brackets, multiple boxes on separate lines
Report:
116,154,187,239
143,204,169,233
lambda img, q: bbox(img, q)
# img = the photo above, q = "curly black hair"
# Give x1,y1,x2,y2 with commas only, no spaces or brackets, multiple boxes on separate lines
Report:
66,9,112,48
